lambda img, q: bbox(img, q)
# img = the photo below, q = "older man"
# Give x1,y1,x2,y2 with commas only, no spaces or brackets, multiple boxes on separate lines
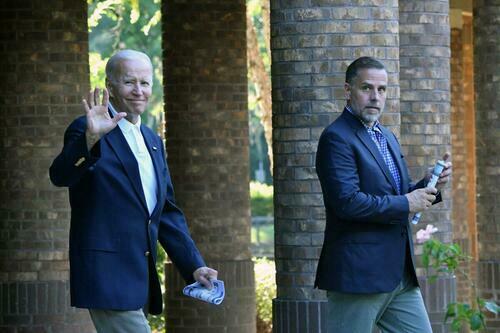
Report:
50,50,217,332
314,57,452,333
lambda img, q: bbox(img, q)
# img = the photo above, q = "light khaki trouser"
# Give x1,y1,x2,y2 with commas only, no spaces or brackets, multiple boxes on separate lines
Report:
327,272,432,333
89,308,152,333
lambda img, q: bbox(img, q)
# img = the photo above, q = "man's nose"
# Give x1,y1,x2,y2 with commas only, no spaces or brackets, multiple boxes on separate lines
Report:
132,83,143,95
370,89,381,101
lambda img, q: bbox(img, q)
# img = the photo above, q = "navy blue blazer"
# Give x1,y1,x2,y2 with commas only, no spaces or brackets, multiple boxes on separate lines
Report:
314,109,438,293
49,115,205,314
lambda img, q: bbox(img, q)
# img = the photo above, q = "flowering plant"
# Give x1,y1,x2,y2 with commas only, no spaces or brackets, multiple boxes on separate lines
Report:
418,225,499,332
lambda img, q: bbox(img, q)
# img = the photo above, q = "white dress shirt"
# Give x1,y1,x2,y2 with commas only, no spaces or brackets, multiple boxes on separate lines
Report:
109,103,158,215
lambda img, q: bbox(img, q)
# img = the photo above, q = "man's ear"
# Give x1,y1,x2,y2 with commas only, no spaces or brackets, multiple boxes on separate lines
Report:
344,82,351,100
105,78,113,98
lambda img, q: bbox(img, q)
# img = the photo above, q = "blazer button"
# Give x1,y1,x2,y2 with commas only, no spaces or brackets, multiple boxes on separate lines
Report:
148,219,152,225
145,251,150,257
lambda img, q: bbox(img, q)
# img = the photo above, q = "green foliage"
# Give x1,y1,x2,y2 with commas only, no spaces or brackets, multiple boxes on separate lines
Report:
254,257,276,333
422,239,468,281
247,0,272,184
247,0,270,73
250,181,273,216
484,300,499,314
148,246,166,332
445,302,486,331
88,52,108,88
422,239,498,331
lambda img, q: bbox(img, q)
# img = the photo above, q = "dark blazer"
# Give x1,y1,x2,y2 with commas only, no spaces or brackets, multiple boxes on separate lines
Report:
314,109,438,293
49,115,205,315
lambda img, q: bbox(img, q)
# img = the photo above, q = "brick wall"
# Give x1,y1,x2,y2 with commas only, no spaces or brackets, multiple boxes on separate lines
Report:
162,1,255,332
474,1,500,331
0,0,94,331
473,1,500,263
477,261,500,332
271,0,400,331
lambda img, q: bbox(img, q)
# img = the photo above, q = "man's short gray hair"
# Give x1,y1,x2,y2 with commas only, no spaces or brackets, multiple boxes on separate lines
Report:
105,49,153,82
345,57,386,85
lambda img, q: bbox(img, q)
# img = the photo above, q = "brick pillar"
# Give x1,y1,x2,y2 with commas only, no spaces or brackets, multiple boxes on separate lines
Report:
450,24,467,250
449,10,478,306
271,1,400,331
462,14,478,305
462,14,477,264
399,1,455,332
474,1,500,331
162,1,255,332
0,1,94,332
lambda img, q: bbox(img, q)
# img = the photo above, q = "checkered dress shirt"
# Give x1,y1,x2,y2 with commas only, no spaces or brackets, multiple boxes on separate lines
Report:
346,106,402,194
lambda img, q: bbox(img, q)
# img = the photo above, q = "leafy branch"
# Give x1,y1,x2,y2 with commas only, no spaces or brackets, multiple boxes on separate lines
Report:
422,238,499,331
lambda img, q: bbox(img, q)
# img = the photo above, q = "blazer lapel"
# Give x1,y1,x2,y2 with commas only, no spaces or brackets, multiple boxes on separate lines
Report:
105,126,149,214
342,111,400,194
140,126,164,217
356,128,399,192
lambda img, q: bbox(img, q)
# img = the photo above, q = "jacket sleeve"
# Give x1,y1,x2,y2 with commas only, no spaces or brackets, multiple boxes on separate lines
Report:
157,143,205,283
49,117,101,187
316,130,409,223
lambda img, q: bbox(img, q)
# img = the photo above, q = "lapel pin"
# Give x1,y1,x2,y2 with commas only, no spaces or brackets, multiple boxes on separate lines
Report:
152,146,158,151
74,157,86,167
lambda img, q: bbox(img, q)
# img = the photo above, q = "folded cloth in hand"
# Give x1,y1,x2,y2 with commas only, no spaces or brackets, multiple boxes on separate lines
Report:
182,279,225,305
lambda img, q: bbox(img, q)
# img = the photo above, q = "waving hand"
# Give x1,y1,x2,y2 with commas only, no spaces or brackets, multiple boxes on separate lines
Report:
82,88,126,136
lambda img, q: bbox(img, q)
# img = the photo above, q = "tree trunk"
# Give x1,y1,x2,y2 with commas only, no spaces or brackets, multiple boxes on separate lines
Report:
247,4,273,174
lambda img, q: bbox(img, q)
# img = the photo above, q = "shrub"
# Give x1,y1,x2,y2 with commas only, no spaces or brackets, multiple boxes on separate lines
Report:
250,181,273,216
254,257,276,333
149,247,166,332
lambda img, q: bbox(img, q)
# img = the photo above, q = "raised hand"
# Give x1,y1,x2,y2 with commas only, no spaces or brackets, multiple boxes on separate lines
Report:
424,152,452,190
436,152,452,190
82,88,126,137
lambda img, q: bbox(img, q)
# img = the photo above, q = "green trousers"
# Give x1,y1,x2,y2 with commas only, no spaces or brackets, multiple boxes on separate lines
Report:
327,272,432,333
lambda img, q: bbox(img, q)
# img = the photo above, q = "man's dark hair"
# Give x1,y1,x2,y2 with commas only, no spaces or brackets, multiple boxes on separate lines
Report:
345,57,386,84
